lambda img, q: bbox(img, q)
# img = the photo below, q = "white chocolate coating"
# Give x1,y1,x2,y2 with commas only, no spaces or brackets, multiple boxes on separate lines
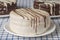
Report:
9,9,51,35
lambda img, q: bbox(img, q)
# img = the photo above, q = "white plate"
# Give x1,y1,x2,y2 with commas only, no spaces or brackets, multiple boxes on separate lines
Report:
50,15,60,18
4,21,56,37
0,15,9,17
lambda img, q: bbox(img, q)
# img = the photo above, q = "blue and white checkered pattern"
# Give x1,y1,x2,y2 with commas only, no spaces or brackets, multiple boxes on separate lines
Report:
0,17,60,40
17,0,34,8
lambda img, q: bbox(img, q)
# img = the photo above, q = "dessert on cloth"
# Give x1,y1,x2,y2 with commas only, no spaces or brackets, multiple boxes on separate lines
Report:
0,0,17,15
34,0,60,16
9,8,51,35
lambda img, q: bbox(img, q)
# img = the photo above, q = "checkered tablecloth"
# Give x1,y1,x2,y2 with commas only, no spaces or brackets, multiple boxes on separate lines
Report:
0,17,60,40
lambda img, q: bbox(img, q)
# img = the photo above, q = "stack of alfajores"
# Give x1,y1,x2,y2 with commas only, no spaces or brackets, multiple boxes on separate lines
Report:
0,0,17,15
34,1,60,16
